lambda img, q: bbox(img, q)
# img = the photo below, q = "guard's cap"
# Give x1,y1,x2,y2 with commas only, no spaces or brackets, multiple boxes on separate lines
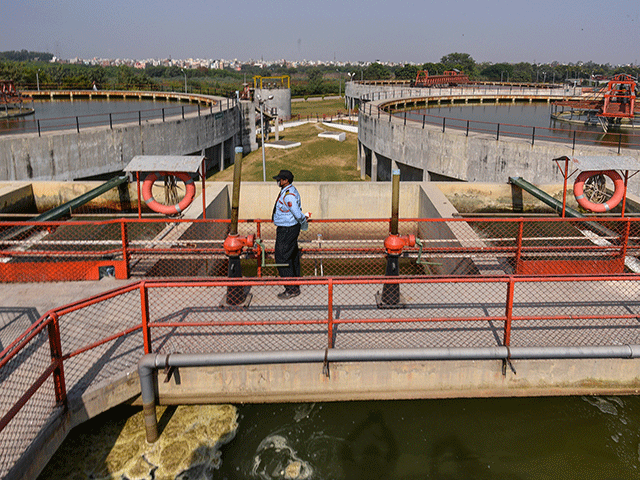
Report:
273,169,294,182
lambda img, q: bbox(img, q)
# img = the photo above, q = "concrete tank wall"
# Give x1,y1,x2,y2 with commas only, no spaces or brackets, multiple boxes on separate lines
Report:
0,94,255,182
358,97,640,196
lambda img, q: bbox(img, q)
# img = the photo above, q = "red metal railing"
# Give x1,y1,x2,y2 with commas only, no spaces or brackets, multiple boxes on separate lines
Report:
3,272,640,477
2,216,640,282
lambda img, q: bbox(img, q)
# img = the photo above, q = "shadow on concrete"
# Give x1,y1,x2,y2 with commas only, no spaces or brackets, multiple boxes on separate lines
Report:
0,306,41,353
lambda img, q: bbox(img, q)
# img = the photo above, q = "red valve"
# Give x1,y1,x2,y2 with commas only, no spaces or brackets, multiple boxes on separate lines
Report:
384,234,415,255
223,234,255,256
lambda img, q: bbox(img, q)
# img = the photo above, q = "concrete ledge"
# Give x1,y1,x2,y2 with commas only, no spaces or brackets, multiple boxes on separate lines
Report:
318,131,346,142
155,358,640,405
321,121,358,133
264,140,301,149
0,182,34,213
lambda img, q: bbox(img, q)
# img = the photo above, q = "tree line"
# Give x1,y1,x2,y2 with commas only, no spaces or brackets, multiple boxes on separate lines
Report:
1,50,638,97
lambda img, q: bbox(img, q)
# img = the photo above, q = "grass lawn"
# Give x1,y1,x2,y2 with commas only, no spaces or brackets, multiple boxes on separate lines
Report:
208,122,367,182
291,97,353,118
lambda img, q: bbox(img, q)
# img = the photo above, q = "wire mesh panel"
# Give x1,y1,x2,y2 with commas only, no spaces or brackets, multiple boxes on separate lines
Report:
331,278,508,349
127,220,229,278
0,326,57,480
0,378,59,480
509,278,640,348
0,221,125,282
57,288,143,400
258,219,419,277
146,283,330,353
3,217,640,281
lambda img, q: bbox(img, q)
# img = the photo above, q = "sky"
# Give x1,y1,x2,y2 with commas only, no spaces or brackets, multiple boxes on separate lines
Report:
3,0,639,65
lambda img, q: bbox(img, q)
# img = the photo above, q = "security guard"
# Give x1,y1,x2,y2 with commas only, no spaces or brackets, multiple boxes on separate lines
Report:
272,169,308,299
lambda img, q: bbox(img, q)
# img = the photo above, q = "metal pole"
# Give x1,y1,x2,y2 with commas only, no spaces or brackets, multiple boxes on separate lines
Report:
260,102,266,182
229,147,243,236
390,170,400,236
201,158,207,219
561,157,569,218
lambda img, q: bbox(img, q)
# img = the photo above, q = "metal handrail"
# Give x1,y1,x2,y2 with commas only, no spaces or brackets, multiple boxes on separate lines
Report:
3,271,640,474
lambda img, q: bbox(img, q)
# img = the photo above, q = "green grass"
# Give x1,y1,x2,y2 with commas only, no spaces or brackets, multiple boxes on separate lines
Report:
209,122,367,182
291,97,352,118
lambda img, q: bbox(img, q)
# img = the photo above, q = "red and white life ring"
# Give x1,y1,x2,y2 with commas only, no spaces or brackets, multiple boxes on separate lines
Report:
573,170,624,213
142,172,196,215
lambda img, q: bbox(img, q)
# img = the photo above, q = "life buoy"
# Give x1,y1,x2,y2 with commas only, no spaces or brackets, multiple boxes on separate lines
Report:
142,172,196,215
573,170,624,213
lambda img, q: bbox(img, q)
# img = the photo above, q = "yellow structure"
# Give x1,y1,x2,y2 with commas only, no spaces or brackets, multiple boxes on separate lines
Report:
253,75,290,89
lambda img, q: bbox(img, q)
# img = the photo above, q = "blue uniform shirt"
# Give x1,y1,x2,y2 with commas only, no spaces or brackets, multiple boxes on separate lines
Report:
273,184,307,228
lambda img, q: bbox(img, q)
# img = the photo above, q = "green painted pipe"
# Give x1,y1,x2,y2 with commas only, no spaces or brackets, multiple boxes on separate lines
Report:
509,176,582,218
33,175,129,222
508,176,617,238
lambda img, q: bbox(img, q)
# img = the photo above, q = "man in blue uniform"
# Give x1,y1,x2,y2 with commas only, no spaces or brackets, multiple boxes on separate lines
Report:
272,169,308,299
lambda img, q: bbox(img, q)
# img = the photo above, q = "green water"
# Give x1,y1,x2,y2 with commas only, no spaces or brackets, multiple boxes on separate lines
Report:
40,395,640,479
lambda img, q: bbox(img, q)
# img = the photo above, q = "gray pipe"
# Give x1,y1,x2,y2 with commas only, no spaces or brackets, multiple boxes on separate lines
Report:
138,344,640,442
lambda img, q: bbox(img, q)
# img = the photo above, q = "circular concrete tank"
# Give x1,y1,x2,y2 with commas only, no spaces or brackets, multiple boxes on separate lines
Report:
255,88,291,119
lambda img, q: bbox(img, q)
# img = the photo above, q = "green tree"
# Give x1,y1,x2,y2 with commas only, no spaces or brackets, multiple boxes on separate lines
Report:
440,53,476,75
88,66,106,85
394,64,420,81
116,65,137,88
421,62,445,76
479,63,513,81
511,62,534,82
363,62,391,80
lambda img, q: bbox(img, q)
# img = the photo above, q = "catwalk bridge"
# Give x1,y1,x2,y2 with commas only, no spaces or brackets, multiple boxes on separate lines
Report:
3,216,640,477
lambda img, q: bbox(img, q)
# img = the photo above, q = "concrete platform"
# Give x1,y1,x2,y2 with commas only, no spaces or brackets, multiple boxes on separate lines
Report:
318,131,346,141
264,140,301,149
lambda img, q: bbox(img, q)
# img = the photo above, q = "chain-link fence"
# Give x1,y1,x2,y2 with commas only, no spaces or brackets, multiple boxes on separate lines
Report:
2,217,640,282
3,274,640,477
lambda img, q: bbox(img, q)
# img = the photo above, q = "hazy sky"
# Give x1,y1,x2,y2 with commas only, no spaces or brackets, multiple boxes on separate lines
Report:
3,0,639,65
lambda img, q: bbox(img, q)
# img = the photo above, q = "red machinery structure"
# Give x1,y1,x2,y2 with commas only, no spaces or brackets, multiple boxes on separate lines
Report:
0,80,32,117
553,74,638,131
413,70,470,88
600,73,636,119
0,81,31,106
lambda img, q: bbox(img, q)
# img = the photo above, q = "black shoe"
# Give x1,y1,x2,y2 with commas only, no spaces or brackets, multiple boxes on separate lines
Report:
277,290,300,300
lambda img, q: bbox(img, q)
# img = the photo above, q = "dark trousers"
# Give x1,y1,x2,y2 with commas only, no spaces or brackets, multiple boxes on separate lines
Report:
275,224,301,293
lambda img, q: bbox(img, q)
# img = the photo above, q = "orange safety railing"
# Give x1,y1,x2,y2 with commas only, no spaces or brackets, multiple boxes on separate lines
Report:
3,273,640,477
2,216,640,282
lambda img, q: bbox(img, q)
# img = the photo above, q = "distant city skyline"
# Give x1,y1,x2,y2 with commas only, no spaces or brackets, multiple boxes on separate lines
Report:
3,0,639,66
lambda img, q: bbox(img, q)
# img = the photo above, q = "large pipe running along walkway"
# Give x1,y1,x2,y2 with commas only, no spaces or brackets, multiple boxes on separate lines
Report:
138,344,640,442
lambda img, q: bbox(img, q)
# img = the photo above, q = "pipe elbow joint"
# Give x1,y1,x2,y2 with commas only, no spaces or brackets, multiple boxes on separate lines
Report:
223,234,255,256
384,234,416,255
